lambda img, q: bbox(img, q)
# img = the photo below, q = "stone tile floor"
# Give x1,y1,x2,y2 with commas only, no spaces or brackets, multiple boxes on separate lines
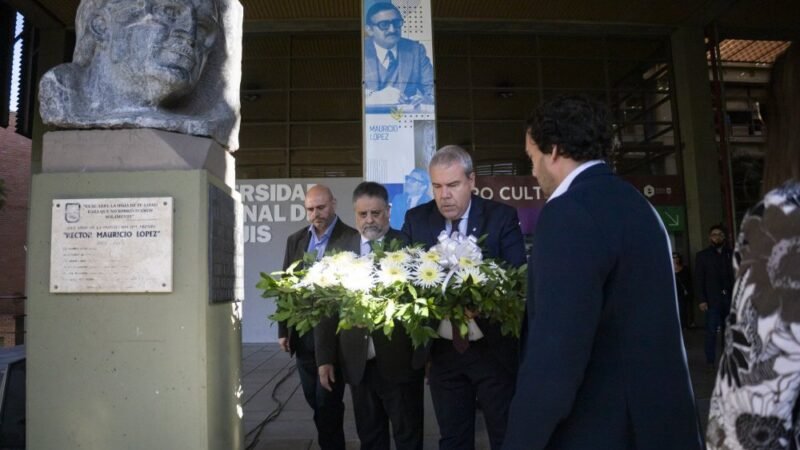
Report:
242,328,716,450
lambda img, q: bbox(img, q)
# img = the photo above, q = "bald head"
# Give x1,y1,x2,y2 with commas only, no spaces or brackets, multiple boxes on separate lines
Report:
305,185,337,236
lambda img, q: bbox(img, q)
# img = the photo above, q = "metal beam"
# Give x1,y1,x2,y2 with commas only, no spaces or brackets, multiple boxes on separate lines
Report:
244,19,359,34
715,26,800,41
432,19,674,36
244,18,675,37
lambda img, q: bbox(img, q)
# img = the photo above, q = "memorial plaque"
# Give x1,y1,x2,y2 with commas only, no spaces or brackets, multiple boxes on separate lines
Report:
208,185,243,303
50,197,173,293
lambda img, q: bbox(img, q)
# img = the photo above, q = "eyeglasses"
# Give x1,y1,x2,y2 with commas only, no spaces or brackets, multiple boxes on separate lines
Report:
710,232,725,237
405,175,425,184
370,19,404,31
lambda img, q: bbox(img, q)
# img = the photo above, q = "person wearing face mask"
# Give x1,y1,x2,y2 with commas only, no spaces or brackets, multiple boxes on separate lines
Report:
695,224,735,368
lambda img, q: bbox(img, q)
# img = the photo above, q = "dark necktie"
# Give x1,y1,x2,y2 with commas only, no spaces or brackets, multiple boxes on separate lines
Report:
385,50,397,73
449,218,469,353
450,218,461,237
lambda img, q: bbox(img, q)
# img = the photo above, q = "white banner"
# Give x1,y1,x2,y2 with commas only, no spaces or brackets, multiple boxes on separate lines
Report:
236,178,362,343
362,0,436,229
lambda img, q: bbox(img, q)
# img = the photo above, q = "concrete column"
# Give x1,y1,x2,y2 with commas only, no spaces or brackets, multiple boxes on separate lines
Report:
671,26,724,258
26,130,243,450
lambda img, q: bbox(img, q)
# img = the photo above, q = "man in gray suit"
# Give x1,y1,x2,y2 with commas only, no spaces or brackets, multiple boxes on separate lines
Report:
324,181,424,450
279,184,358,450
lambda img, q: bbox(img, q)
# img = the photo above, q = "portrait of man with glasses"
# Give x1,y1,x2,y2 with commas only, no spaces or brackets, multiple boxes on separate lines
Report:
390,168,432,229
363,2,434,108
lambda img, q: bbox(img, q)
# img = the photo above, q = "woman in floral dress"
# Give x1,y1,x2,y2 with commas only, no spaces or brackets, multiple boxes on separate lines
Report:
707,46,800,449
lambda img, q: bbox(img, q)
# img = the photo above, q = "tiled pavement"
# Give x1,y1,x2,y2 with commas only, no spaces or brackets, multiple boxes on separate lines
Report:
242,328,716,450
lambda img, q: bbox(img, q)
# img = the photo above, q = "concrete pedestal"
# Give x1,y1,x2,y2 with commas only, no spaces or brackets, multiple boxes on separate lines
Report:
26,130,243,450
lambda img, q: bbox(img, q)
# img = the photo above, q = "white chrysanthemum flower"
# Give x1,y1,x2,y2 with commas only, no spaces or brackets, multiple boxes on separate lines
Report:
319,255,336,266
419,250,441,265
455,266,487,286
339,257,376,292
383,250,411,266
378,263,410,286
352,255,375,271
331,251,358,265
303,261,336,287
404,247,423,258
414,263,444,288
299,262,323,285
340,271,375,292
302,257,339,287
458,256,477,268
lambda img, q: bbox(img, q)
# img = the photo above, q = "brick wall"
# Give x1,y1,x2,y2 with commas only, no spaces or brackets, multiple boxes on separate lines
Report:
0,113,31,346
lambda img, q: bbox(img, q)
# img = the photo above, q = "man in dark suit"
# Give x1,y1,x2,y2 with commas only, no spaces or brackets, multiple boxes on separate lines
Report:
279,184,358,450
402,146,526,450
695,224,734,366
322,181,424,450
363,2,434,106
504,95,703,450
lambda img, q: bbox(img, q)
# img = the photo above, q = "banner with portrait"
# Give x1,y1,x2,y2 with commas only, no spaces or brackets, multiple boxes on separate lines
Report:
362,0,436,229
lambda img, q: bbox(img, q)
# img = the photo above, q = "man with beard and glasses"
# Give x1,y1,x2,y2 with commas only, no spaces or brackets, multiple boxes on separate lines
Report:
695,224,734,368
504,95,703,450
363,2,434,107
318,182,424,450
280,184,358,450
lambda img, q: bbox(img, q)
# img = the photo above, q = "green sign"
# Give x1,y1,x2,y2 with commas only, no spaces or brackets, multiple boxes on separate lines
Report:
655,206,685,232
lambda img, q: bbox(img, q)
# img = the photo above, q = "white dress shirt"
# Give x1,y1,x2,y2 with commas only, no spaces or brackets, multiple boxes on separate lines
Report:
547,160,604,203
374,43,398,69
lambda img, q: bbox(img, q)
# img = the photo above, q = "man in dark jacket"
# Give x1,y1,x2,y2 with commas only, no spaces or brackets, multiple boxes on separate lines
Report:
504,95,703,450
279,184,358,450
695,224,735,366
320,181,424,450
402,146,526,450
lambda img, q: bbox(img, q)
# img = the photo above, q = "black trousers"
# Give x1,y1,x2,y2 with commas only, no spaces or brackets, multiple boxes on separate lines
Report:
296,345,346,450
428,338,516,450
350,360,424,450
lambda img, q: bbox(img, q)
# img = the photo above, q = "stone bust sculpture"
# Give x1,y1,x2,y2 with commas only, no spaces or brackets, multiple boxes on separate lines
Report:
39,0,242,150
